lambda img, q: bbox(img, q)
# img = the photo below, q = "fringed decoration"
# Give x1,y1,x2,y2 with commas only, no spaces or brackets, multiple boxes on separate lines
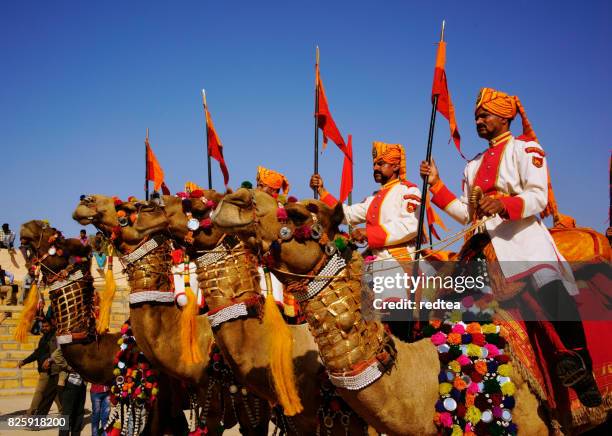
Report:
263,268,303,416
541,169,560,223
571,391,612,427
180,257,203,364
14,278,40,343
97,253,116,333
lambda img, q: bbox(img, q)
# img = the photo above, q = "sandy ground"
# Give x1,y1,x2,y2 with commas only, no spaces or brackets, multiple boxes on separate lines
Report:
0,395,252,436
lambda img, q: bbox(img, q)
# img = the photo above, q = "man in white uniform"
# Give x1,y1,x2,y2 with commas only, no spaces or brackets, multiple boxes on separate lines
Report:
311,142,427,339
420,87,601,407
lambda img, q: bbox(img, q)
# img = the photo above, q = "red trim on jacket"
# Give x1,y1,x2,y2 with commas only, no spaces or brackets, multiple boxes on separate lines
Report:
320,191,338,207
473,139,509,194
366,185,393,249
430,181,457,210
499,196,524,220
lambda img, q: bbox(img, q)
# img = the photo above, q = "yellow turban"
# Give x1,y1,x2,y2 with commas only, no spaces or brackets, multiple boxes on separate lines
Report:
475,87,537,142
372,142,406,180
256,166,290,194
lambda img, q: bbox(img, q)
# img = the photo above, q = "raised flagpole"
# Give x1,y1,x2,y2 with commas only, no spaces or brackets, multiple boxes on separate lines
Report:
415,20,445,260
145,128,150,201
201,89,213,189
313,46,320,199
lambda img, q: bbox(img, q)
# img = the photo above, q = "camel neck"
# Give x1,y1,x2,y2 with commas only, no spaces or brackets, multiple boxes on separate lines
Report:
123,239,174,293
196,247,261,312
297,252,390,375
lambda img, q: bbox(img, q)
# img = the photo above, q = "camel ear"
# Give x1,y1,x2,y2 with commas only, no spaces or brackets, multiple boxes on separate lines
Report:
284,202,311,225
331,202,344,228
121,202,138,213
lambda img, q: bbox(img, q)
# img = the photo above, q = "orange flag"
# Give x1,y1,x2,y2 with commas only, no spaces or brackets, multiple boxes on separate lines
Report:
432,41,463,159
426,196,447,240
315,61,352,200
339,135,353,203
316,64,349,156
145,138,165,192
205,104,230,186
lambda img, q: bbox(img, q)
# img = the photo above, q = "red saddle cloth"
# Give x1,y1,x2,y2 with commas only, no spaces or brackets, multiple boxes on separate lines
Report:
496,266,611,429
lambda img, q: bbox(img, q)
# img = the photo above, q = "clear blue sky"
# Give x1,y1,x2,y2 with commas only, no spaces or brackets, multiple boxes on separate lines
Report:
1,0,610,238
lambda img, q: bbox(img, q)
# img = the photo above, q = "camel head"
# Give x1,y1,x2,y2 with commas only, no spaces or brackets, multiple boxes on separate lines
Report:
73,195,118,235
212,188,345,275
159,190,226,252
20,220,91,282
112,198,171,252
74,195,170,253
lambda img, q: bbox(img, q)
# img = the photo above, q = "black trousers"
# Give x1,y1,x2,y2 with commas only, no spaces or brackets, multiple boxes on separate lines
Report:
59,381,86,436
531,279,591,367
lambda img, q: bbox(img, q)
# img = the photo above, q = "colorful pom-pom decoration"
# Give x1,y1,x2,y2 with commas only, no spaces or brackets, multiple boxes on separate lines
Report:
426,321,517,435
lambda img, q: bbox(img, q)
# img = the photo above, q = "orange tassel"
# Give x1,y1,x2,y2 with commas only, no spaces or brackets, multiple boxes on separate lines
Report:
14,279,39,343
263,269,303,416
96,254,116,333
180,260,203,364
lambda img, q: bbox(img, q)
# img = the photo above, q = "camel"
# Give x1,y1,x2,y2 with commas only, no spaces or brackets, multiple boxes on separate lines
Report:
18,220,189,435
73,195,269,435
212,188,556,436
151,191,370,435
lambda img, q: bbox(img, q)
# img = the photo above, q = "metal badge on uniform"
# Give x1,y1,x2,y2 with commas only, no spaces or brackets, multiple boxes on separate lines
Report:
532,156,543,168
187,218,200,231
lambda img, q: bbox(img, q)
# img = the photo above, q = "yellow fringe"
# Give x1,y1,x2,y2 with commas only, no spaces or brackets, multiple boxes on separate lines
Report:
179,284,203,364
263,290,303,416
571,391,612,427
96,256,116,333
14,282,39,343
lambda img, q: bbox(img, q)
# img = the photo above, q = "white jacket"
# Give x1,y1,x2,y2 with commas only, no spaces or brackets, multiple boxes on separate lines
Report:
431,135,576,293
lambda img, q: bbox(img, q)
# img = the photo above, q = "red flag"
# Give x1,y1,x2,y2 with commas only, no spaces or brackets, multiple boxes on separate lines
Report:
432,41,463,159
205,105,230,186
161,182,171,195
145,138,165,192
339,135,353,203
316,64,349,155
426,196,447,240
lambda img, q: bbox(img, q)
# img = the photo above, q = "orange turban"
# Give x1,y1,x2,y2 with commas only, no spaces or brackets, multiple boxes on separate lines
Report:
475,87,537,142
184,181,203,193
256,166,290,194
372,142,406,180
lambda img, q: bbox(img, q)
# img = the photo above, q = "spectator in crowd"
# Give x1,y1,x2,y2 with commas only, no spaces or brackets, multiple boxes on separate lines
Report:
17,318,62,415
90,383,110,436
91,232,107,272
52,347,87,436
0,223,16,249
79,230,89,246
0,264,14,287
18,267,35,305
0,265,16,320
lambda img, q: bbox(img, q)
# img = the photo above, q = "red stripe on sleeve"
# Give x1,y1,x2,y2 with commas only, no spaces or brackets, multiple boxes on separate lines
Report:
320,191,338,207
499,196,524,220
430,182,457,210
